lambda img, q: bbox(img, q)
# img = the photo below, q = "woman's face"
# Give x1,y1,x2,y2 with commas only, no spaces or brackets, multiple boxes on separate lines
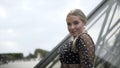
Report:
66,15,85,38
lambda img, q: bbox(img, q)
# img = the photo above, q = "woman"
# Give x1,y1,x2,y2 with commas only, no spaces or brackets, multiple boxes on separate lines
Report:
59,9,95,68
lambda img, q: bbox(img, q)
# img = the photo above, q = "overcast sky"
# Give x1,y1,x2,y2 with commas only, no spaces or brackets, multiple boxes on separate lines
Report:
0,0,102,56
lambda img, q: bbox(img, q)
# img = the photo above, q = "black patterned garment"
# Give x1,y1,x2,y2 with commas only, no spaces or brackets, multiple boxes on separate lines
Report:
59,33,95,68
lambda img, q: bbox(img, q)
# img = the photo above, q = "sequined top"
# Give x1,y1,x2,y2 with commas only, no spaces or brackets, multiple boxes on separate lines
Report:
59,33,95,68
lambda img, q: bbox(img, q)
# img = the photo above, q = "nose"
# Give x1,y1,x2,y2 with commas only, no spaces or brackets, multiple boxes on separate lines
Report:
71,24,75,29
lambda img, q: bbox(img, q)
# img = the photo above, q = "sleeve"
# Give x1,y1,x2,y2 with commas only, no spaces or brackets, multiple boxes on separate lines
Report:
76,33,95,68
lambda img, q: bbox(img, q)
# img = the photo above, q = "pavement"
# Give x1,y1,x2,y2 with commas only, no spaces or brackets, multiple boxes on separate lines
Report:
0,60,39,68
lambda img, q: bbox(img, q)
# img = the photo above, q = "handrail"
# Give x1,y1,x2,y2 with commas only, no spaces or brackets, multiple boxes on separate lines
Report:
87,0,107,25
34,0,108,68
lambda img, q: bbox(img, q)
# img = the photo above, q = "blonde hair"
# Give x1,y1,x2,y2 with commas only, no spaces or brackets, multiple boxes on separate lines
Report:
67,9,87,24
67,9,87,53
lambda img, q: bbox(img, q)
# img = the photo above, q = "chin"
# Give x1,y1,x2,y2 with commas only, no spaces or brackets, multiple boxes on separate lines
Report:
72,35,77,38
70,33,78,38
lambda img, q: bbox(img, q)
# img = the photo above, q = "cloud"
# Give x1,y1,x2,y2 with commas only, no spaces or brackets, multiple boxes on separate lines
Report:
0,41,21,52
0,41,17,46
0,5,7,18
0,29,18,39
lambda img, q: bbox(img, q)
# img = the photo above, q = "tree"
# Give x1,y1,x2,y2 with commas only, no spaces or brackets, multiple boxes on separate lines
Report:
34,48,49,58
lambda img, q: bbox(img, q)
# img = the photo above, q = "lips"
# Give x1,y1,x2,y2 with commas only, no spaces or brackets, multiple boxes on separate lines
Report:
70,31,77,35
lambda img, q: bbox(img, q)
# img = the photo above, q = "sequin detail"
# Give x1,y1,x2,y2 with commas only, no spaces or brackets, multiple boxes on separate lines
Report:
59,33,95,68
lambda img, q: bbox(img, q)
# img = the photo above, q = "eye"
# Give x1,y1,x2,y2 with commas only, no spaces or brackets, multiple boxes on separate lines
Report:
67,22,71,26
73,21,79,25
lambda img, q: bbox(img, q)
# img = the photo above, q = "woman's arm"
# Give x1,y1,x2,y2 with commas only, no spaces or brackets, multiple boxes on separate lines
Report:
76,33,95,68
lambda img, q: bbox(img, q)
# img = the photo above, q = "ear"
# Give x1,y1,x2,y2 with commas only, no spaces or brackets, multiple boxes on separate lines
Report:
83,21,86,25
83,26,87,33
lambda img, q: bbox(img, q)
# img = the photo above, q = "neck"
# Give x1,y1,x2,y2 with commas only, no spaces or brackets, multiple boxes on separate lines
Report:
73,29,87,39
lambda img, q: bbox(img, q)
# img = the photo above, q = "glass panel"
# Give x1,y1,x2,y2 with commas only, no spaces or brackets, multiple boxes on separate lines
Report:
87,0,120,68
